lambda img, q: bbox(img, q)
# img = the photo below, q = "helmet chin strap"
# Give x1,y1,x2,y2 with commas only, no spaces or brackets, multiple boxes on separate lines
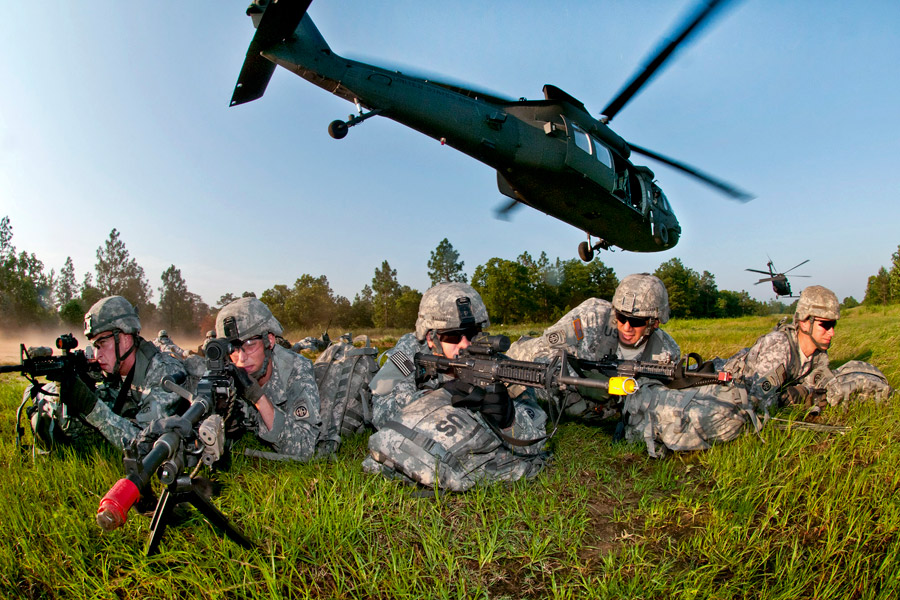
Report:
250,336,274,380
112,332,137,376
619,319,658,349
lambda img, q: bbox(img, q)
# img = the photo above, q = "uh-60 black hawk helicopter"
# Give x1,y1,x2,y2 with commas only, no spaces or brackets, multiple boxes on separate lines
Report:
746,259,811,298
231,0,752,261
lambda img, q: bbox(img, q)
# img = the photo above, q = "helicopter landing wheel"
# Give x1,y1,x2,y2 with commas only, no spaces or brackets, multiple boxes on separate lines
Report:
578,241,594,262
328,120,349,140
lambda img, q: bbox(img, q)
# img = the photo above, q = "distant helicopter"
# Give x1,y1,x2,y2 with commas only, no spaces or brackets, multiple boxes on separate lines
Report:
231,0,752,261
746,259,810,298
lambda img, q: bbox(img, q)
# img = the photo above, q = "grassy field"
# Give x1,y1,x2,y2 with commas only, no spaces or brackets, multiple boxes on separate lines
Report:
1,307,898,599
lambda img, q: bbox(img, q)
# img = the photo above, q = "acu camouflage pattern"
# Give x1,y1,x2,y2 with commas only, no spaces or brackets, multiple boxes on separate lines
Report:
313,335,379,454
82,339,187,450
415,282,489,341
368,333,443,430
506,298,680,416
612,273,670,322
824,361,892,405
794,285,840,322
622,380,761,458
153,335,187,359
215,296,284,339
244,344,322,460
719,322,831,414
362,386,548,491
84,295,141,337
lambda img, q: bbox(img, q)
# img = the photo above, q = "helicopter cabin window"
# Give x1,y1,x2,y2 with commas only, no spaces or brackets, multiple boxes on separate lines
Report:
571,124,592,155
591,137,613,170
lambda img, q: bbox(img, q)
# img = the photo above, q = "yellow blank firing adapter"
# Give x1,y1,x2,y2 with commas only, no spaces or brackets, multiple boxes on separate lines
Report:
608,377,638,395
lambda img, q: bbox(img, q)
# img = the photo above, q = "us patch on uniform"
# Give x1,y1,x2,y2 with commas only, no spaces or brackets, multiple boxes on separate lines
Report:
572,317,584,341
390,350,415,377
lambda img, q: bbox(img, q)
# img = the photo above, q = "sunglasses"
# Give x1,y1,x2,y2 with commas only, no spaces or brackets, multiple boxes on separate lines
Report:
615,312,649,328
229,335,264,354
437,327,481,345
815,319,837,331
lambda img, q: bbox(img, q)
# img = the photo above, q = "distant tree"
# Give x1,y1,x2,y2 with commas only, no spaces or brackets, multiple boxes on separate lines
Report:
889,244,900,301
394,286,423,330
517,251,558,322
0,217,54,328
841,296,860,310
80,271,103,310
241,291,256,298
56,257,78,307
427,238,467,285
471,258,532,324
556,258,618,311
217,293,238,308
59,299,85,327
157,265,196,333
284,274,337,328
654,258,700,319
260,284,291,327
864,267,891,307
348,285,375,329
94,228,151,309
697,271,720,318
372,261,401,328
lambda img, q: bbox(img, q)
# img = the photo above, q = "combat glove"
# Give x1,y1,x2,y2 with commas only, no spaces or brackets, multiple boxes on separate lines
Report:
230,365,265,405
64,376,98,417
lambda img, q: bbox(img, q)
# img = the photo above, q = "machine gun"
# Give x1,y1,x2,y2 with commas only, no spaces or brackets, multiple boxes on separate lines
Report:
0,334,101,451
415,333,638,397
95,338,254,556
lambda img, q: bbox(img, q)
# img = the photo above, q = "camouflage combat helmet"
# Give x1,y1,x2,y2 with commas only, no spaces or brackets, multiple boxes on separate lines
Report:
84,296,141,339
205,330,215,339
612,274,670,324
794,285,840,322
216,297,283,341
415,282,489,341
158,329,168,339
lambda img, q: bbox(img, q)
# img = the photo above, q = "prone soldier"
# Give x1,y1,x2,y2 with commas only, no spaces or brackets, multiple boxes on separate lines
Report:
215,297,323,460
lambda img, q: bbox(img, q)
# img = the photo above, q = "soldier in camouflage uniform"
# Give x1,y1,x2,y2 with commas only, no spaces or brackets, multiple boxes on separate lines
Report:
50,296,188,451
363,282,548,491
153,329,188,359
216,297,322,460
719,285,891,414
506,273,681,418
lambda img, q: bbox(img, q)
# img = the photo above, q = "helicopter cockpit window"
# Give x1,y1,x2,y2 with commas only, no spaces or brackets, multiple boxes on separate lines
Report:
591,137,612,170
571,124,592,155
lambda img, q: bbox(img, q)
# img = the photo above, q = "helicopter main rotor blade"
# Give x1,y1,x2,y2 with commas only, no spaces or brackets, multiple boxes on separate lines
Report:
782,259,810,274
600,0,734,122
494,198,522,221
746,268,773,275
629,143,753,201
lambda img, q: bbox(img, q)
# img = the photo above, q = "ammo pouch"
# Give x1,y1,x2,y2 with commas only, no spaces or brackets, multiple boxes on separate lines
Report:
622,381,762,458
365,389,546,491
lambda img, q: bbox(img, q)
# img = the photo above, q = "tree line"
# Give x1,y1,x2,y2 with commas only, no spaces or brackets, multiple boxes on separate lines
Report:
862,244,900,308
1,215,856,337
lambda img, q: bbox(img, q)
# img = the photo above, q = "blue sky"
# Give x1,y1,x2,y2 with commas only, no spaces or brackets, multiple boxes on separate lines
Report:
2,1,898,309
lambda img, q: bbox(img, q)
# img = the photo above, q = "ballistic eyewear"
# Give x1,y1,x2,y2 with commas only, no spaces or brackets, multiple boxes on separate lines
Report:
814,319,837,331
437,326,481,345
615,312,649,328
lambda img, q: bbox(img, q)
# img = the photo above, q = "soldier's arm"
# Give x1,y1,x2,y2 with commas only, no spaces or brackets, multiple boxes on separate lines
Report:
258,359,321,460
738,334,793,411
83,399,143,451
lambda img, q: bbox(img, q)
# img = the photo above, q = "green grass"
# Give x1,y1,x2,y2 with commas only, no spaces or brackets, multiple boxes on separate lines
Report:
2,308,899,599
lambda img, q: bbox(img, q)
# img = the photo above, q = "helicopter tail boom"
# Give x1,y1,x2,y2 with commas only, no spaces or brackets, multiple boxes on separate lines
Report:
231,0,316,107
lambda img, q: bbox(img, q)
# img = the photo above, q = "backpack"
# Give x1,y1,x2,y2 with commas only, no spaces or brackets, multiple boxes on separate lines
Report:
622,380,762,458
363,388,547,492
313,335,379,453
824,361,892,405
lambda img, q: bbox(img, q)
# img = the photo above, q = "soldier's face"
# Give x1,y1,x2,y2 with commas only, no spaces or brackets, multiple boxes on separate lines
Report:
615,312,651,347
429,327,479,359
92,332,134,375
802,318,836,350
230,333,273,373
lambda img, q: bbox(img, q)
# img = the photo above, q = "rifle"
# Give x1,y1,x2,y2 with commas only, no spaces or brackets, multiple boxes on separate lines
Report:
95,338,254,555
414,334,639,397
572,351,732,389
0,334,101,451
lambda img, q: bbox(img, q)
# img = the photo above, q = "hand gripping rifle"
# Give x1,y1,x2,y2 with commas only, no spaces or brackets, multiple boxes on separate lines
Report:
0,334,101,451
95,339,254,556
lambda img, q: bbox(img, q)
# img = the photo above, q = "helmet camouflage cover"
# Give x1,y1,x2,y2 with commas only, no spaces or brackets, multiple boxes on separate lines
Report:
612,274,670,323
158,329,168,339
216,297,283,341
415,282,489,341
794,285,840,322
84,296,141,338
